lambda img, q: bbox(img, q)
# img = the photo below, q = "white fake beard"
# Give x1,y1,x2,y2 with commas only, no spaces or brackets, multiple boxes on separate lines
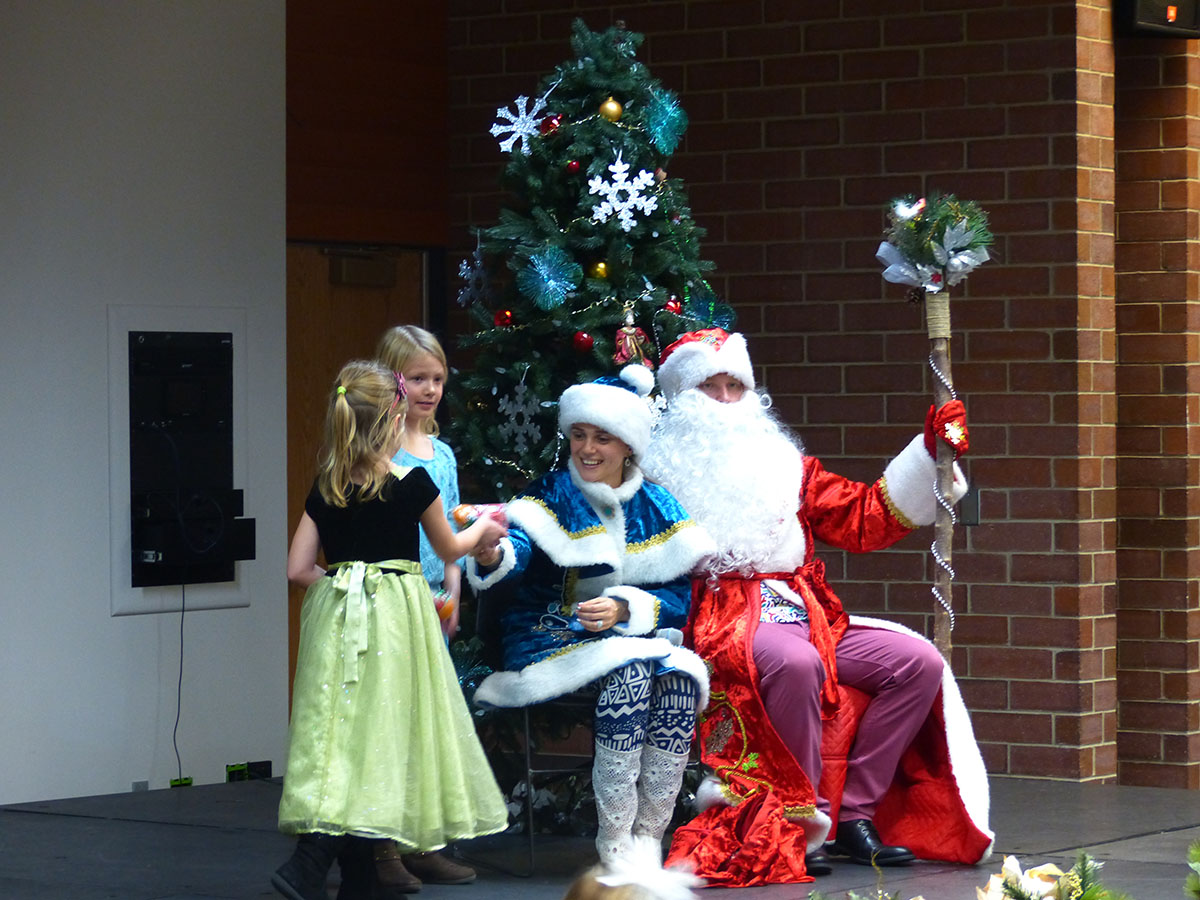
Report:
643,389,806,575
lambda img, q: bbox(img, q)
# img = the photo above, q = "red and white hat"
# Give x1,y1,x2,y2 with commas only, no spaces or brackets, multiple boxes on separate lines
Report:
657,328,755,400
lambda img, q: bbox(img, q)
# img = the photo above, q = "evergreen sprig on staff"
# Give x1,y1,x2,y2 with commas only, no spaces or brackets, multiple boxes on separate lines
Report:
876,192,993,659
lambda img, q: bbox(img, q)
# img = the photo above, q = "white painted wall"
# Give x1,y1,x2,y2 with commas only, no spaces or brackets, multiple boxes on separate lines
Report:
0,1,287,804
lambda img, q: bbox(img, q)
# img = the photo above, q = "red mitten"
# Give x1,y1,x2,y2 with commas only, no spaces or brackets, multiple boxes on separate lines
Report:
924,400,969,459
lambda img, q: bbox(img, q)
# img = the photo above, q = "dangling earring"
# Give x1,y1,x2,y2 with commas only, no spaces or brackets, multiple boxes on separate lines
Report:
623,456,632,469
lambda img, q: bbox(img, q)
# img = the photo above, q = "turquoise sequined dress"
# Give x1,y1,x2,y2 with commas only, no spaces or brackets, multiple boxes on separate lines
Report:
277,466,508,849
393,437,461,591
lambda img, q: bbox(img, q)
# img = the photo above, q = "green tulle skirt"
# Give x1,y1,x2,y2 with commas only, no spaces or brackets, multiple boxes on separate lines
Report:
278,559,508,850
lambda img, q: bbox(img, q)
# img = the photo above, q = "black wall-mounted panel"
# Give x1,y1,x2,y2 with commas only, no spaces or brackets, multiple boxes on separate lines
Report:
129,331,255,587
1119,0,1200,37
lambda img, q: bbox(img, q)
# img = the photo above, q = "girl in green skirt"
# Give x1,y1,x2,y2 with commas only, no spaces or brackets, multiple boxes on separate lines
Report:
273,360,509,900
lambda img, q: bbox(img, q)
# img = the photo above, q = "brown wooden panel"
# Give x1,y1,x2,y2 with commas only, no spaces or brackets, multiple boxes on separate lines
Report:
286,0,449,245
285,243,425,698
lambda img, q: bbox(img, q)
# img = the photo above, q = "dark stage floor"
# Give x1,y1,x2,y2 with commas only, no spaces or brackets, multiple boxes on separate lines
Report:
2,776,1198,899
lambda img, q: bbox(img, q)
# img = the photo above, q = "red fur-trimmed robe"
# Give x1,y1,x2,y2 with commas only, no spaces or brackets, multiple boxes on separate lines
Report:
664,456,993,886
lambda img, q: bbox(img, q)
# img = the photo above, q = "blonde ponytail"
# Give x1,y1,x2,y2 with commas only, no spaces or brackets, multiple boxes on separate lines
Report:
316,360,407,506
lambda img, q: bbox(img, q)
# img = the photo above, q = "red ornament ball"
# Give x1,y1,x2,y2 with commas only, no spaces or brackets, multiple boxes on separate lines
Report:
573,331,594,353
493,309,514,328
539,113,562,135
566,159,581,173
664,296,682,315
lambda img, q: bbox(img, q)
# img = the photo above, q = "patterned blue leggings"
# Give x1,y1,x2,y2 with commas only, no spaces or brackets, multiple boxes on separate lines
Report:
592,660,697,756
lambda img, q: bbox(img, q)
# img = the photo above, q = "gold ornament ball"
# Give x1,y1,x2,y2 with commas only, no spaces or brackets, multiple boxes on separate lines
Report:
599,96,623,121
589,260,609,279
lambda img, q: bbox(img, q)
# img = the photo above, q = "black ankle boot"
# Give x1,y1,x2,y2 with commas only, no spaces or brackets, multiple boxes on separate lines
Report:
272,832,346,900
805,847,833,875
828,819,914,866
335,836,375,900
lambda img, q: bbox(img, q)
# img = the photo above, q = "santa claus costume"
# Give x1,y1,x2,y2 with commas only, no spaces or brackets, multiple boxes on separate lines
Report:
642,329,992,886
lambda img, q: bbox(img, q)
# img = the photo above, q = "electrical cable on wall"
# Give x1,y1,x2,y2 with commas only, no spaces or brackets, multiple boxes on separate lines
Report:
173,581,186,786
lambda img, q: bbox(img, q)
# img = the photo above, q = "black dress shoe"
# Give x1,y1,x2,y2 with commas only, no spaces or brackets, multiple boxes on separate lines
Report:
804,848,833,875
827,819,915,866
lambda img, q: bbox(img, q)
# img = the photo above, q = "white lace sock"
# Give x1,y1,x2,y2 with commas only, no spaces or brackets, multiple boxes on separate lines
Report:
632,743,691,859
593,743,642,865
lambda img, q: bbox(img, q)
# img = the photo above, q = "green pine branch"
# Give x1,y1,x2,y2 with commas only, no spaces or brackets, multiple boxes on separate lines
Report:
449,18,734,495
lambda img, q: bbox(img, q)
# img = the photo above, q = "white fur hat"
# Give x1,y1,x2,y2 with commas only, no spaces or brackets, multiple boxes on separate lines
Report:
657,328,755,400
558,364,655,461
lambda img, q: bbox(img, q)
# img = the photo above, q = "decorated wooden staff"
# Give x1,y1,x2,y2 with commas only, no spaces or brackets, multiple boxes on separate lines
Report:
877,195,992,659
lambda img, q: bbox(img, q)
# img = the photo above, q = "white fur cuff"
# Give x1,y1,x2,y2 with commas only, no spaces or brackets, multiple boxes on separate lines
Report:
465,537,516,591
604,585,659,635
881,435,968,527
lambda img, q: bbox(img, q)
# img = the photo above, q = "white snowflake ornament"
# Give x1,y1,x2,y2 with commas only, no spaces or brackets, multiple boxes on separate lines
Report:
497,381,542,455
588,151,658,232
491,94,546,155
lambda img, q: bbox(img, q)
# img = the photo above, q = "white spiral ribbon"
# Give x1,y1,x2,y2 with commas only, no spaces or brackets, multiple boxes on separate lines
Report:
928,351,958,630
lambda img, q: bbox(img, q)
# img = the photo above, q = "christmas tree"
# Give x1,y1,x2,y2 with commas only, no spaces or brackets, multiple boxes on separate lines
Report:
451,18,734,497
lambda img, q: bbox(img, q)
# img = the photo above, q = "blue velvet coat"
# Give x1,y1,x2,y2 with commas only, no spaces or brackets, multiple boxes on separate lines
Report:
467,462,715,709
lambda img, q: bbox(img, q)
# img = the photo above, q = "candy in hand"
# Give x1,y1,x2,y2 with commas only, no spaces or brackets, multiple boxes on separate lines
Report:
432,589,456,622
451,503,508,529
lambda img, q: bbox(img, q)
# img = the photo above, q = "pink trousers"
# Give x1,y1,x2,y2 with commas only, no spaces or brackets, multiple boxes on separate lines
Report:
752,620,943,822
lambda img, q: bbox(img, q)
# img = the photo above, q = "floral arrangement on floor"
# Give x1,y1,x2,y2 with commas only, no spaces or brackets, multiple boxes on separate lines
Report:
810,851,1155,900
976,853,1131,900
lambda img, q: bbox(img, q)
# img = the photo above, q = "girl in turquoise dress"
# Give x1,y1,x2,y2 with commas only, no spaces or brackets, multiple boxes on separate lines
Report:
377,325,463,638
373,325,478,886
273,360,509,900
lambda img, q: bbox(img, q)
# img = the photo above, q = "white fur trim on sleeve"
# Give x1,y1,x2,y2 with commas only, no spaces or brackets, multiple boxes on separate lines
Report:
465,536,516,592
880,434,968,527
604,584,659,635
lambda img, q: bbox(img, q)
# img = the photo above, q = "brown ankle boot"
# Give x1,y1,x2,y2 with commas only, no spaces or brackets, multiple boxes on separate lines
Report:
400,851,476,885
373,840,422,896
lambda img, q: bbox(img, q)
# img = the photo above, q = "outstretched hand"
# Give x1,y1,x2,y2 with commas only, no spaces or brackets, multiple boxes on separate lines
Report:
925,399,969,459
467,514,508,557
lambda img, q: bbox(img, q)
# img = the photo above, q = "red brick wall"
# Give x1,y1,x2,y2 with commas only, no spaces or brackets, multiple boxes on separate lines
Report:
287,0,449,245
446,1,1199,786
1114,36,1200,789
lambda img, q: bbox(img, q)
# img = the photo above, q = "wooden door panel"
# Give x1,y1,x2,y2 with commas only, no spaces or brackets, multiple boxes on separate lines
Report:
285,243,424,696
